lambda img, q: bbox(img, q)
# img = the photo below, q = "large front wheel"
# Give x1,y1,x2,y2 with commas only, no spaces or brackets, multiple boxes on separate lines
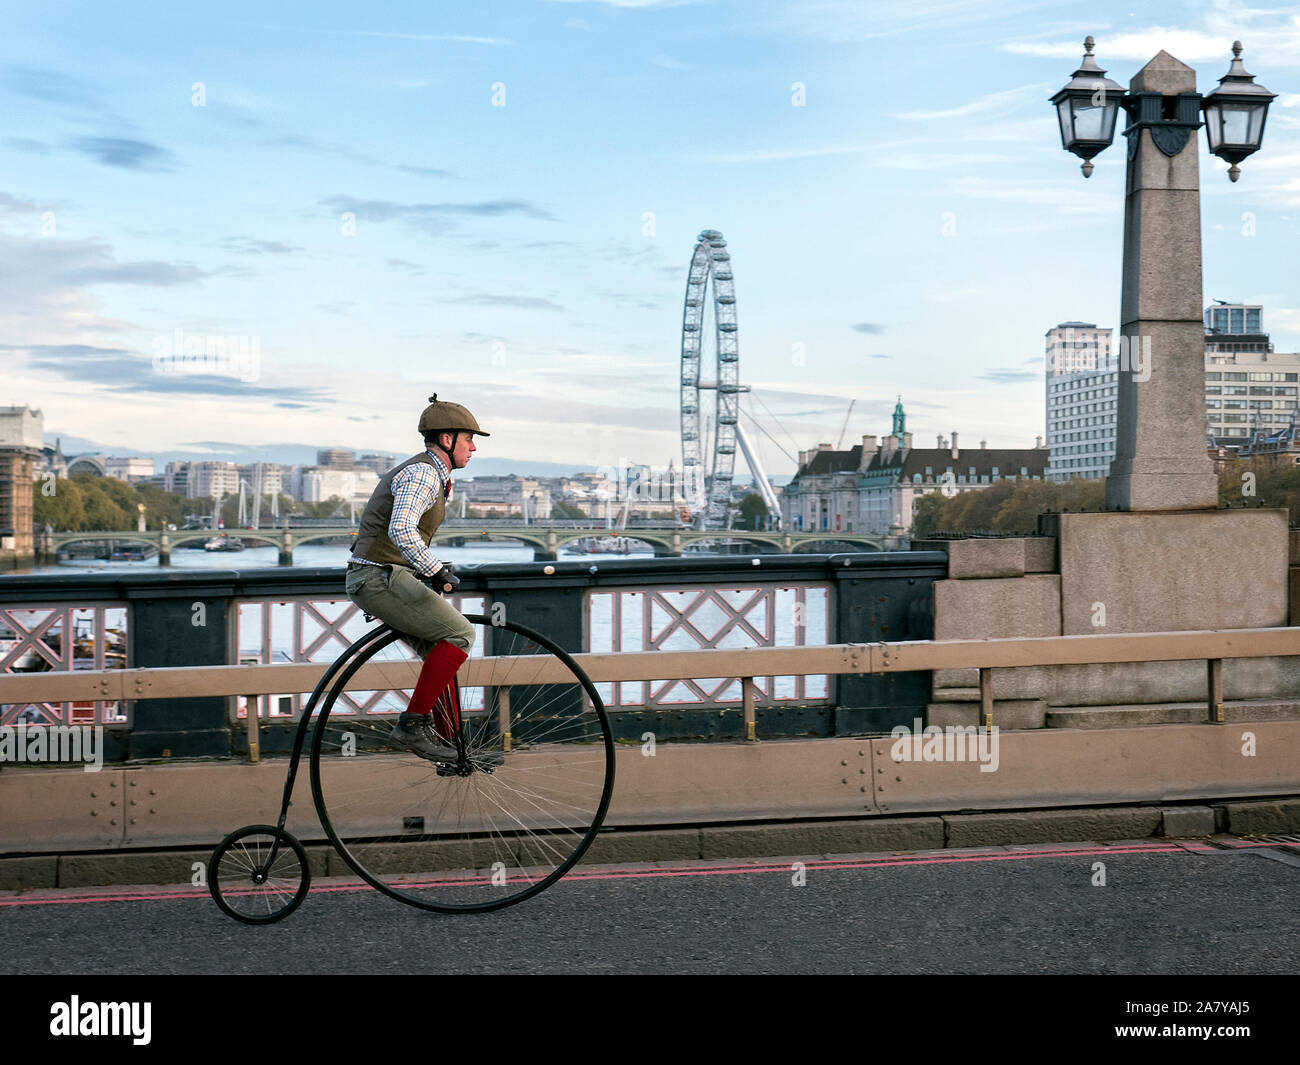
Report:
309,615,615,913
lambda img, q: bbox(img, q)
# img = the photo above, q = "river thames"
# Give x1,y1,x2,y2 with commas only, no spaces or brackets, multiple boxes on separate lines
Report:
14,540,657,576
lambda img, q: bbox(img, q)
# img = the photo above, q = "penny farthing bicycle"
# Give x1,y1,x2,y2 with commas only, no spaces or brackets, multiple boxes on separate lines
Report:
207,607,616,923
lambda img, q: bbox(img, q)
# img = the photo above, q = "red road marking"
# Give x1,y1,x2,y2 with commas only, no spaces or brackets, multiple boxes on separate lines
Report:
0,837,1274,909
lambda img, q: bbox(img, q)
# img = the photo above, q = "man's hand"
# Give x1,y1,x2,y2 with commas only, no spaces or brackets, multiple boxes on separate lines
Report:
424,564,458,595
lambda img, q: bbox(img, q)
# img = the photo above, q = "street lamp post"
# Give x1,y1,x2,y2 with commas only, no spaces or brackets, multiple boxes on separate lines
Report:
1051,40,1276,512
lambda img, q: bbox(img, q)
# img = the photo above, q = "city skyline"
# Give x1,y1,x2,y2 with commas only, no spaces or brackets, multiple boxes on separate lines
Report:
3,0,1299,478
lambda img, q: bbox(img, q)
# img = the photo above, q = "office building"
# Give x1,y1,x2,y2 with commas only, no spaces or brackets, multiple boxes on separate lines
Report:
781,401,1048,537
459,476,552,519
1045,322,1113,376
1045,306,1300,478
1204,304,1300,441
105,457,155,482
1046,364,1117,482
357,453,397,476
188,461,240,500
164,461,190,496
1045,323,1117,481
291,466,378,505
316,448,354,470
236,462,284,499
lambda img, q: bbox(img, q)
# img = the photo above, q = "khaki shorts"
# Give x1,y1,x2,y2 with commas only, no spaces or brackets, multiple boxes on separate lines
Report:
344,563,475,657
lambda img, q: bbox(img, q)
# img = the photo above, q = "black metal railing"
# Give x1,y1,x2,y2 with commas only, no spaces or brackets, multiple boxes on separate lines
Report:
0,552,946,759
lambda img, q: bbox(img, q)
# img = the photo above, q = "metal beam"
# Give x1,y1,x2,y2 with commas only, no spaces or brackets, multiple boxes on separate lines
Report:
4,721,1298,852
3,628,1298,703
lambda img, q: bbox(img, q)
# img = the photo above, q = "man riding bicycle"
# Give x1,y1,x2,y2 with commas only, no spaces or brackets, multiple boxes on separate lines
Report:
344,393,497,764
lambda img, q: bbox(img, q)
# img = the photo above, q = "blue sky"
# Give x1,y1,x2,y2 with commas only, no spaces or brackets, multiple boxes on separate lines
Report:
3,0,1298,477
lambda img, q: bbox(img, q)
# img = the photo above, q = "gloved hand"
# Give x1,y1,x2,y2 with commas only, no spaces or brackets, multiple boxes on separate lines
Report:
425,564,458,595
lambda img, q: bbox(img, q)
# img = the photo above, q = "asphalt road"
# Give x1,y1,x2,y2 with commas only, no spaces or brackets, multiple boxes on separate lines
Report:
2,836,1297,976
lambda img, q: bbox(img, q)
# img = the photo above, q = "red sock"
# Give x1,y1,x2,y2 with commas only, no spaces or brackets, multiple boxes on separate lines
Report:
407,642,468,739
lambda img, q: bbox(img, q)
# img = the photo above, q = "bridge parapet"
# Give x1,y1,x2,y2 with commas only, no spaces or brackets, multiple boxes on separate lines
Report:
0,553,942,758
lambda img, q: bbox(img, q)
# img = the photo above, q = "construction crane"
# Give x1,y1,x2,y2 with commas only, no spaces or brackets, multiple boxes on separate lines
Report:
835,399,856,449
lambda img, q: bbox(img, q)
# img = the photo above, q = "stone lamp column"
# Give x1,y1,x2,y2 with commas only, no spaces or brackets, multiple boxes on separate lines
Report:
1106,52,1217,512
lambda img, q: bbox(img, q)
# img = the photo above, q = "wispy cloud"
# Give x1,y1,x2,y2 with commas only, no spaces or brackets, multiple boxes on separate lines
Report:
266,25,514,46
1005,29,1227,61
396,163,454,178
1006,11,1300,70
1,65,146,144
697,141,881,164
874,151,1010,170
547,0,699,8
696,137,1008,168
1,65,102,110
6,137,51,154
266,134,454,179
0,190,44,214
69,136,177,171
978,368,1041,383
11,343,326,400
0,232,206,338
893,82,1054,121
446,293,565,311
852,323,885,334
223,237,304,255
772,0,1050,42
320,195,555,235
948,175,1117,216
59,259,206,285
597,289,662,311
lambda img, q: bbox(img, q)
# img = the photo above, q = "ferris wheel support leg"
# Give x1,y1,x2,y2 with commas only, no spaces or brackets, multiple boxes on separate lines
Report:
735,421,782,530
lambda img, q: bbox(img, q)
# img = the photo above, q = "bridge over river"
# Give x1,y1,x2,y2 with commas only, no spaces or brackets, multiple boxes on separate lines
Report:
38,518,885,565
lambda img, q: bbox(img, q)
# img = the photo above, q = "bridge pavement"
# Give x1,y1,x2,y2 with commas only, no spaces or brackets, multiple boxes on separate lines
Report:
3,834,1296,975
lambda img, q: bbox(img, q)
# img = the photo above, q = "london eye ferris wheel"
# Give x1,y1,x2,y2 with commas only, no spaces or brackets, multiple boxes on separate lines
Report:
678,229,780,531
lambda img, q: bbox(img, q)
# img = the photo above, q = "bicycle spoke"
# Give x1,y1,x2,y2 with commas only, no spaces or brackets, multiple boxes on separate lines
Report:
309,617,614,912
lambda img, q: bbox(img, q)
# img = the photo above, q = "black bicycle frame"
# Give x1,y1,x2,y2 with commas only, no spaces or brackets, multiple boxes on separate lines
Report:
253,623,396,874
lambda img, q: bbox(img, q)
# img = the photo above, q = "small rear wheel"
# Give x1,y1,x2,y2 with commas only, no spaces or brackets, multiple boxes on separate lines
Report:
209,824,311,924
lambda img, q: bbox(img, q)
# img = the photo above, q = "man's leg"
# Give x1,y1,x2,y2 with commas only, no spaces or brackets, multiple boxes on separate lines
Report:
345,564,473,757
